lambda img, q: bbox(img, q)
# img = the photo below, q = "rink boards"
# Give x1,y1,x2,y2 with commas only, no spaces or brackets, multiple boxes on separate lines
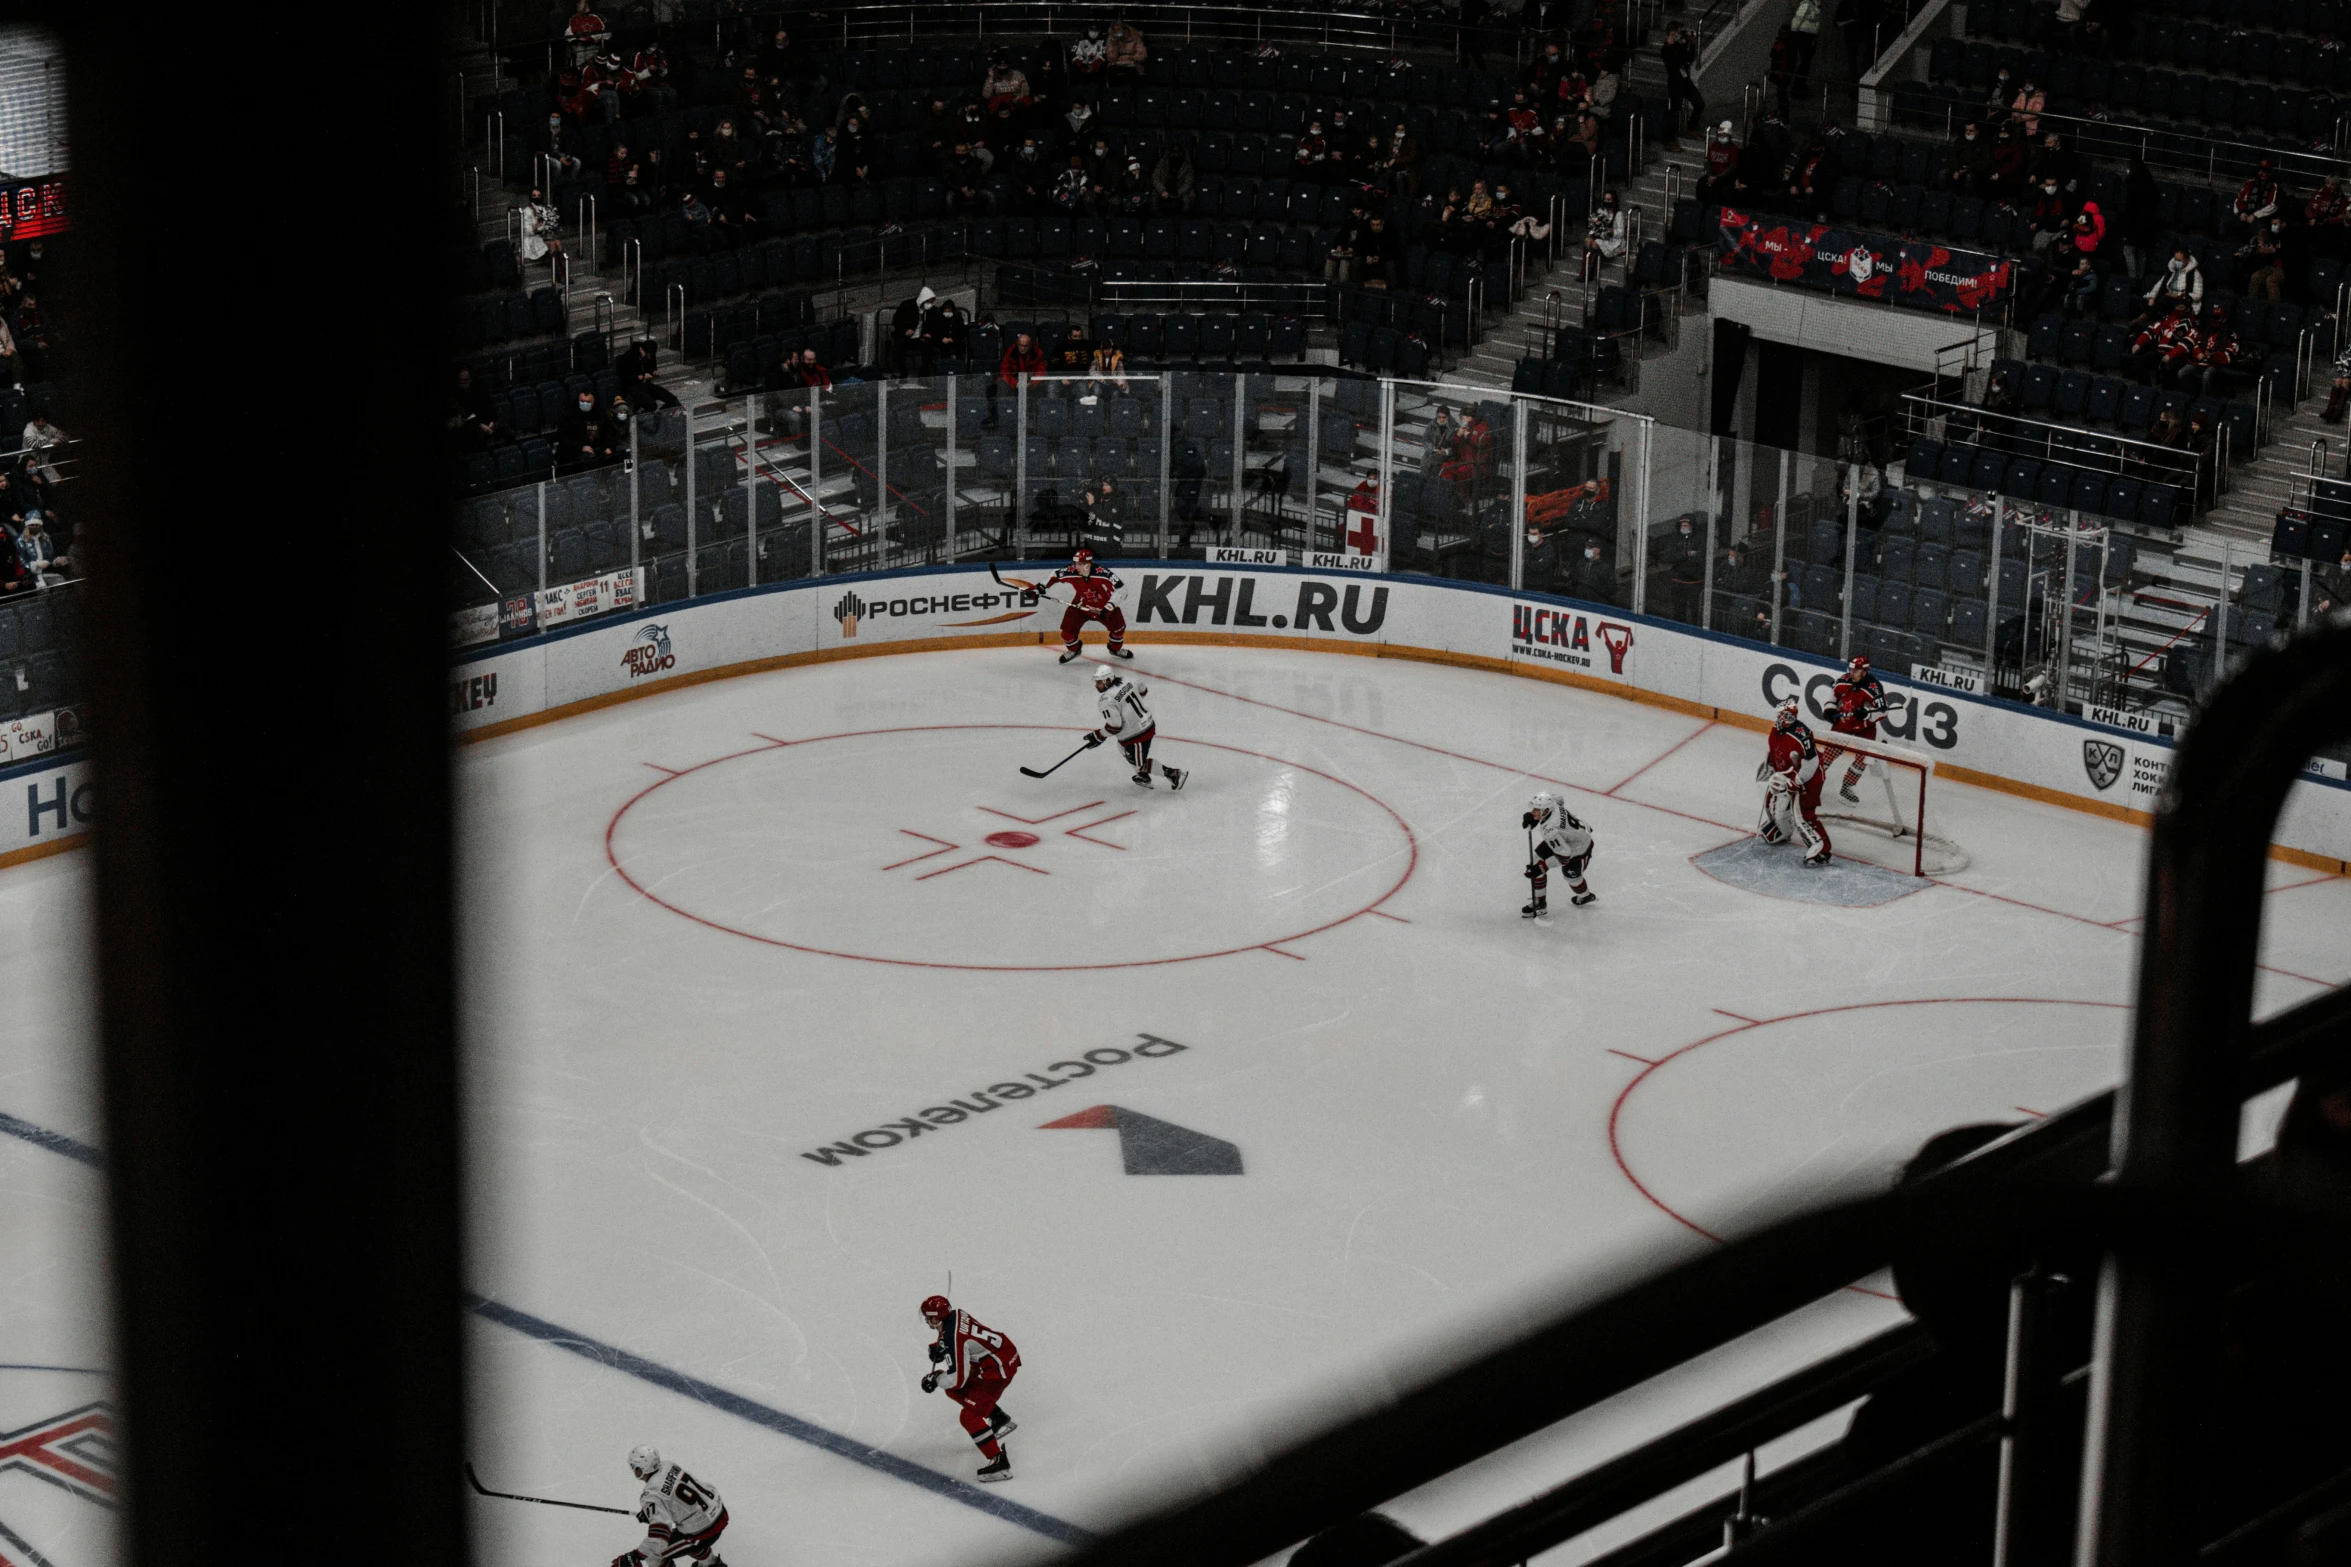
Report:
446,563,2351,871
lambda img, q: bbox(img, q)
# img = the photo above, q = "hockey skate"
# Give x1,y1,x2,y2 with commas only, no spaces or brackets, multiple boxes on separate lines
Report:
1521,898,1549,920
1132,769,1154,788
977,1453,1014,1483
1058,646,1086,664
1802,853,1830,869
1107,645,1135,659
988,1409,1018,1439
1838,778,1862,804
1571,890,1597,907
1163,765,1188,790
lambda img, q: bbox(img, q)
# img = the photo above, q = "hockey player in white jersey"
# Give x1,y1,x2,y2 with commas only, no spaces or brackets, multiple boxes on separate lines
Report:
1521,792,1596,919
614,1446,729,1567
1083,664,1189,790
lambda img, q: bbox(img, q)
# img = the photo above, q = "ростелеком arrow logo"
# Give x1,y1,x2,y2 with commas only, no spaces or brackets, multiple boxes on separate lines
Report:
1038,1105,1243,1175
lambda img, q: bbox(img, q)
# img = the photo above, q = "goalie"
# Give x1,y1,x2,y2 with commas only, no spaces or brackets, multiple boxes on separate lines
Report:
1757,699,1832,868
1826,655,1906,827
1521,792,1597,920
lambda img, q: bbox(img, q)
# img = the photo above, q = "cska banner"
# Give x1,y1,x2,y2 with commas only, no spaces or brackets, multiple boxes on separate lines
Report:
1713,207,2019,314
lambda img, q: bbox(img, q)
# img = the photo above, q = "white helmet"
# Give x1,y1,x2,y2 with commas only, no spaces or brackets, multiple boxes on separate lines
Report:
1094,664,1118,687
628,1445,662,1479
1527,790,1563,824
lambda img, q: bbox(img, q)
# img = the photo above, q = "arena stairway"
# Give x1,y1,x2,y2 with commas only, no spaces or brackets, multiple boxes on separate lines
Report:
1459,1,1707,395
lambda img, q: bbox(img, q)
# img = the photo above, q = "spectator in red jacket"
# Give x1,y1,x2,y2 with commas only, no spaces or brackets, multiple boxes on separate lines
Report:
987,329,1050,428
2069,200,2107,263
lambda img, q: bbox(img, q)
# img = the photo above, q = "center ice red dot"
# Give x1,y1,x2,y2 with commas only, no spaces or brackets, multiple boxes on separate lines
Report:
985,830,1040,848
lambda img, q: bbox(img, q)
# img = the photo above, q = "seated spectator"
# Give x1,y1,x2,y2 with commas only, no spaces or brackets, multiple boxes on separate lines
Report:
922,297,969,367
1151,142,1196,213
1583,189,1628,279
810,126,841,183
1105,19,1147,71
1070,25,1107,75
556,391,615,472
0,530,32,595
1841,459,1883,523
1698,121,1743,201
1949,122,1991,195
1295,121,1331,182
1983,121,2030,200
518,189,563,266
2235,161,2282,237
1052,324,1093,376
2240,220,2287,303
1088,339,1128,392
988,329,1050,426
982,54,1030,111
788,347,832,392
447,367,494,449
21,414,65,485
1051,154,1090,214
16,514,63,582
2187,305,2244,396
2026,175,2075,257
2324,341,2351,423
2142,249,2204,318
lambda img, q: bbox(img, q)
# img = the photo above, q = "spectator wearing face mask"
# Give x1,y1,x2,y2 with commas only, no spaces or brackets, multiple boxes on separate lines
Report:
1572,538,1616,605
558,391,615,472
1663,516,1706,624
2027,176,2075,256
1950,122,1991,196
16,514,64,583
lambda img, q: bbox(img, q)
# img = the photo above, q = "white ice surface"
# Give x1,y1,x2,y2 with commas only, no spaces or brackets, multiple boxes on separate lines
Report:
1,642,2345,1567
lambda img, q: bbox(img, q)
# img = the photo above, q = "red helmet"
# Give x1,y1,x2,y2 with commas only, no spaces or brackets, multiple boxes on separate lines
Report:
1775,697,1803,730
1848,654,1871,672
1071,547,1095,568
921,1294,951,1322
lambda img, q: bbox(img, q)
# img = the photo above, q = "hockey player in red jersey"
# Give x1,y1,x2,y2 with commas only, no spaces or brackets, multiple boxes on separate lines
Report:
1758,698,1832,866
1048,548,1131,664
1826,654,1905,820
921,1294,1021,1482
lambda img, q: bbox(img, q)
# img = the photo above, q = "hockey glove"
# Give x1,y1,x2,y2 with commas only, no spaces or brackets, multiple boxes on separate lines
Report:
1521,809,1540,829
921,1372,941,1394
1754,760,1774,783
1083,731,1105,748
613,1553,646,1567
928,1342,948,1364
1524,861,1544,880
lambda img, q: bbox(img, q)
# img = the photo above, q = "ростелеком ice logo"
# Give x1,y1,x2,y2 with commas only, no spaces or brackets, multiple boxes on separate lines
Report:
621,621,676,679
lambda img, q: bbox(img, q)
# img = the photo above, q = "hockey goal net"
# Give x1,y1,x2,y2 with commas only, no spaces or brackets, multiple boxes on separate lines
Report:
1811,729,1971,877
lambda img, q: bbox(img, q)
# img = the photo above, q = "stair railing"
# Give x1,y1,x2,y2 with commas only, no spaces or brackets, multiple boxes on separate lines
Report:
666,281,685,353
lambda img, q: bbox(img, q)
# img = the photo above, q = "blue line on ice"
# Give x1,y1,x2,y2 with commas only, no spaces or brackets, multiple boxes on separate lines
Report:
467,1294,1095,1545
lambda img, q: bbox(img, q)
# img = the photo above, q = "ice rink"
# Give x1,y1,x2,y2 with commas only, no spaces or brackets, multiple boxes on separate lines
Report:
3,642,2348,1567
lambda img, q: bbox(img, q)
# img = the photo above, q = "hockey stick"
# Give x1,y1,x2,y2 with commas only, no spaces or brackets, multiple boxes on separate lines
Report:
465,1463,632,1515
1020,738,1098,780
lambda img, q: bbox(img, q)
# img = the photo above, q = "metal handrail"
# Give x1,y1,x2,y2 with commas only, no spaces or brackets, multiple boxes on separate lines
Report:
2081,626,2351,1565
1897,391,2205,498
502,0,1476,65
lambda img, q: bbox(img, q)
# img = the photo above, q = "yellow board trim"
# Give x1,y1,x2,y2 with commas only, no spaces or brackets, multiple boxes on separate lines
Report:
0,831,90,871
450,626,2348,879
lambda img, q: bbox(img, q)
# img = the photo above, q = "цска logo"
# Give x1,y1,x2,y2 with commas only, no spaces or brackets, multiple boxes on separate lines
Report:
2083,739,2125,792
621,622,676,679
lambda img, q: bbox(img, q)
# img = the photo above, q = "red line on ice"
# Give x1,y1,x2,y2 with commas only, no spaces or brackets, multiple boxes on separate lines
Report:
1606,1048,1658,1065
978,800,1109,826
915,854,1052,881
881,830,961,872
1606,997,2130,1243
2014,1106,2045,1118
1128,665,1748,835
644,763,680,776
1712,1008,1762,1024
1605,719,1716,797
605,724,1419,971
751,733,796,746
1259,944,1308,960
1368,909,1411,922
1063,810,1134,849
